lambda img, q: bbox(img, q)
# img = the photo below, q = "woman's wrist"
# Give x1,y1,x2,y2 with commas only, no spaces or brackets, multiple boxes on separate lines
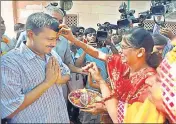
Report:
98,79,108,88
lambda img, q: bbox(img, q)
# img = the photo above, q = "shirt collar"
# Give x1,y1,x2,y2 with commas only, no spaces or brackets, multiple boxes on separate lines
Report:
20,41,51,61
20,41,37,60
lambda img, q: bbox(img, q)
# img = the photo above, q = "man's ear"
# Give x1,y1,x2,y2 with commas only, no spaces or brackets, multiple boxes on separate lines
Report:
27,30,34,39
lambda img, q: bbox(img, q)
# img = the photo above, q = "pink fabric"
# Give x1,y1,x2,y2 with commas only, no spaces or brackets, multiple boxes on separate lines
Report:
158,58,176,123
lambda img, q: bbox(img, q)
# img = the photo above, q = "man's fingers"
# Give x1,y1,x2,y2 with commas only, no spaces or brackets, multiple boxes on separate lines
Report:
48,56,54,69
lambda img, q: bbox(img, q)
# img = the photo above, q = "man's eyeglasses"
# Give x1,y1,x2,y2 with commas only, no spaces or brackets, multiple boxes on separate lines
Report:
87,33,97,37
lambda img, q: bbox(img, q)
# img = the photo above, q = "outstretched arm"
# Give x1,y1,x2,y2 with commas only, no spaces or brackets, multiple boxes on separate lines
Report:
58,24,110,62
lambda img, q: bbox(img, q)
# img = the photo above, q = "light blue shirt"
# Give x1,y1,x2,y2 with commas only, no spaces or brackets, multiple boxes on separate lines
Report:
1,35,15,54
1,42,70,123
53,36,74,65
75,47,109,91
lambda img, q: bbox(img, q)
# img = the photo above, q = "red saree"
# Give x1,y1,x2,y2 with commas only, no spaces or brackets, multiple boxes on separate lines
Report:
104,54,156,123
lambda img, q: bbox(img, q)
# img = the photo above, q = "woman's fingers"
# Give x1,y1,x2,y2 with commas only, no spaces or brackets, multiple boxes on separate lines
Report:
59,24,69,29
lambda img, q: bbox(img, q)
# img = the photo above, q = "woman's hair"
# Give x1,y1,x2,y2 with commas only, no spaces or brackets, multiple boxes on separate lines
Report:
123,27,160,68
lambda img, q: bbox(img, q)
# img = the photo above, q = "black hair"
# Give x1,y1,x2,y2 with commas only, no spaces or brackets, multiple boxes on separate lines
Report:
78,26,85,31
152,34,168,46
16,30,24,41
71,25,78,35
84,28,96,36
71,25,84,36
14,23,25,32
123,27,160,69
25,12,60,35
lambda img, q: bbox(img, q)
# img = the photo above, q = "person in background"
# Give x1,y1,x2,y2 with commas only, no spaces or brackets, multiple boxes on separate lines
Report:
67,25,84,124
1,12,70,123
1,16,15,56
153,16,175,58
14,23,25,42
74,27,109,123
105,33,122,54
152,33,168,64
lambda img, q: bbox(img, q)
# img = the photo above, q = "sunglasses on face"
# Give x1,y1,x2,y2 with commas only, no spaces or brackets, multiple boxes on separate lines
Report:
87,33,97,37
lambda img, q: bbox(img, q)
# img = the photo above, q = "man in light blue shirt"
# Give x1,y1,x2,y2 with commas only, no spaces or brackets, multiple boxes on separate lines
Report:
15,3,84,104
1,12,70,123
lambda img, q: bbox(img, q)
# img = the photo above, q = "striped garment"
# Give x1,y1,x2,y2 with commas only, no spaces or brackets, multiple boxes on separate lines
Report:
158,48,176,123
1,42,70,123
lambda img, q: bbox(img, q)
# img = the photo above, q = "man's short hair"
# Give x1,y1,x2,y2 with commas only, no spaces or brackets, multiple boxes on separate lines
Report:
25,12,60,35
84,28,96,36
44,2,66,17
152,34,168,46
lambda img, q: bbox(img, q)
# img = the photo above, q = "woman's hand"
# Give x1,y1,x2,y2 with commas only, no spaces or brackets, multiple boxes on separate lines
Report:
82,62,103,82
58,24,76,43
80,102,106,115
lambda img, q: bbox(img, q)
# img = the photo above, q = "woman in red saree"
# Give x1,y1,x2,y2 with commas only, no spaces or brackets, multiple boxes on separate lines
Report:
58,25,160,123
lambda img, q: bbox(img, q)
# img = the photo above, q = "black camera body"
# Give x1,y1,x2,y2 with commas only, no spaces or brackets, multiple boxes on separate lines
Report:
150,0,171,26
118,2,136,28
139,10,152,20
96,23,119,42
150,0,167,16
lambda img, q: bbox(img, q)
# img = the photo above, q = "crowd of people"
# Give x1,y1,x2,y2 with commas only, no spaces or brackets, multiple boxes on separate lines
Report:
1,2,176,124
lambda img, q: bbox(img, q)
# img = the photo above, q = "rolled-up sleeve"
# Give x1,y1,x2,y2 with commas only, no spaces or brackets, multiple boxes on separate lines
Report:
1,66,24,119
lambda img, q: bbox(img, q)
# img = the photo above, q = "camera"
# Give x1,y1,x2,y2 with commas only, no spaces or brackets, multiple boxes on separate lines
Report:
117,2,136,28
150,0,172,26
150,0,171,15
138,10,152,20
96,22,119,42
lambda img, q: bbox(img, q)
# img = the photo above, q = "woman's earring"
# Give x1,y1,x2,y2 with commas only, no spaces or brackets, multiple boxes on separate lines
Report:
137,53,143,57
